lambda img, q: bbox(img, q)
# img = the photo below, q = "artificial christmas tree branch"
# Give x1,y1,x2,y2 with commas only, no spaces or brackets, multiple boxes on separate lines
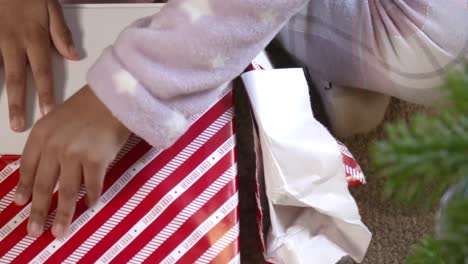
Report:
370,65,468,263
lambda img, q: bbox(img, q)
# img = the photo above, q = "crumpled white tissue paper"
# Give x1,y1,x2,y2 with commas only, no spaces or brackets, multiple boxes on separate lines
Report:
241,67,372,264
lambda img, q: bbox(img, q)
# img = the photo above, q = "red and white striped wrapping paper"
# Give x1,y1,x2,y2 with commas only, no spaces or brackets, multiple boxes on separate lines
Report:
0,86,240,264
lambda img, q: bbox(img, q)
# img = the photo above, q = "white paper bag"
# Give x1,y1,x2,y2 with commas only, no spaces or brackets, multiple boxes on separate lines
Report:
241,68,371,263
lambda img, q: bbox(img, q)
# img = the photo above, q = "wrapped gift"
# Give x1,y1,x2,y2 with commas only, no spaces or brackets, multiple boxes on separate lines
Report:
1,4,240,262
0,86,240,263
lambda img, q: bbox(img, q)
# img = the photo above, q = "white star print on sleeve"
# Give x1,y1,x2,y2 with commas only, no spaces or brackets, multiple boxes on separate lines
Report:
87,0,310,148
181,0,213,22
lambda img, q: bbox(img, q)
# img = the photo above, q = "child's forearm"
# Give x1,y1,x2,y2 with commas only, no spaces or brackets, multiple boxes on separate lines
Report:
87,0,310,148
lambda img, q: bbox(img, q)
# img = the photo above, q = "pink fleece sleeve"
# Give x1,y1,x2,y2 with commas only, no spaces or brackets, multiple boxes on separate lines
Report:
87,0,309,148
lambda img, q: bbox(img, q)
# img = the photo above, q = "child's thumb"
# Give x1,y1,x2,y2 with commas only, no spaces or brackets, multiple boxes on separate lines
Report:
47,0,81,61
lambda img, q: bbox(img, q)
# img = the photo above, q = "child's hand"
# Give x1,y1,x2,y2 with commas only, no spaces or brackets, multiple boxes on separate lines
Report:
0,0,80,132
14,85,131,238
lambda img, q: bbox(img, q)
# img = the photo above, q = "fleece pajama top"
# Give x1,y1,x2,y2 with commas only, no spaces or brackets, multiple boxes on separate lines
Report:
62,0,468,148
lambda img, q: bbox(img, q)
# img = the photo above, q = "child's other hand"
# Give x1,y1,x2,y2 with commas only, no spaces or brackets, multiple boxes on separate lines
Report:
0,0,80,132
14,85,131,238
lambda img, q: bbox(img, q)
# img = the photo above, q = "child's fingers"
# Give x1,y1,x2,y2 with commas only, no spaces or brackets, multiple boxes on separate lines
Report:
47,0,80,60
52,161,82,238
83,161,106,207
26,34,56,116
28,154,60,238
15,128,42,206
3,43,27,131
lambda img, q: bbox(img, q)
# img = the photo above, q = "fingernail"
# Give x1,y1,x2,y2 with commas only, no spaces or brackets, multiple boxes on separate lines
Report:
41,104,54,115
85,196,97,208
28,222,43,237
10,116,24,132
52,224,66,238
14,193,28,206
69,45,81,59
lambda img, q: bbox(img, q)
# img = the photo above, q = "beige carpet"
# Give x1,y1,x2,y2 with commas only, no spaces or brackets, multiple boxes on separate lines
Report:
235,87,435,263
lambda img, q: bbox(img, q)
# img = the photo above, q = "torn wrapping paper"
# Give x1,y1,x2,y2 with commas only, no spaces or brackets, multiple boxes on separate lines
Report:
248,52,366,187
242,54,371,263
0,87,240,263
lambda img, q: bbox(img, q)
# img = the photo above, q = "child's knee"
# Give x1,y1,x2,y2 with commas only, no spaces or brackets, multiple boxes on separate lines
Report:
371,0,468,102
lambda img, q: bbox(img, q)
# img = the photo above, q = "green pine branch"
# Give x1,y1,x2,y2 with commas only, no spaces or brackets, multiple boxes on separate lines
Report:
371,112,468,208
407,196,468,264
371,64,468,208
370,64,468,263
446,65,468,113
